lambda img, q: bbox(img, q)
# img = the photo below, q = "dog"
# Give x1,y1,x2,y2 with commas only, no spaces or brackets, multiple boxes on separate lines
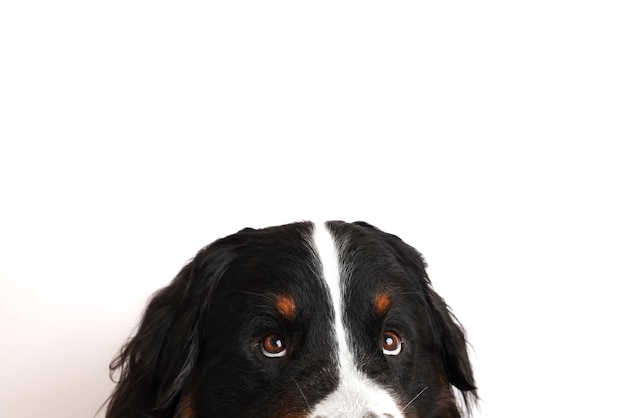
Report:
106,221,477,417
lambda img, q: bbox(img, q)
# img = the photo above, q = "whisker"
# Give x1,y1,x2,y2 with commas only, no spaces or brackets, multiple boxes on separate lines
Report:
229,290,275,302
293,378,311,412
402,385,429,412
396,291,429,297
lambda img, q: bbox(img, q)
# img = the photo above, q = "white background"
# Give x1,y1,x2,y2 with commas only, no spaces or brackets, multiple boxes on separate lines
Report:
1,2,625,417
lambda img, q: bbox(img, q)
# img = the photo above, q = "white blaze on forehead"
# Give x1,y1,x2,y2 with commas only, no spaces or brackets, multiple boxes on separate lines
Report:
311,222,404,418
311,222,350,361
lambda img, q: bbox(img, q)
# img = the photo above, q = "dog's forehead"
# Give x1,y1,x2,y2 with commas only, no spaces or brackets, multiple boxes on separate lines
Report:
213,221,405,327
225,221,402,290
224,221,406,296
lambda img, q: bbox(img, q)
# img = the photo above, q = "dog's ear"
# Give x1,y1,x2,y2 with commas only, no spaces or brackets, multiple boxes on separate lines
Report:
367,225,477,411
426,288,478,404
106,241,237,418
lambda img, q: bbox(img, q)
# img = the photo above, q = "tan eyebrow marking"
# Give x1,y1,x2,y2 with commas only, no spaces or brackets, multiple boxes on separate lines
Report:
374,291,391,315
276,294,297,319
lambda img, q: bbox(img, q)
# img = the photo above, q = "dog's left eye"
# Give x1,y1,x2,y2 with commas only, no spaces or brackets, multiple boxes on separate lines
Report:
260,334,288,358
382,330,402,355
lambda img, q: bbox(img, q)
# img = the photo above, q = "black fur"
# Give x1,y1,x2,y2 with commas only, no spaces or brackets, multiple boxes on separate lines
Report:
106,221,477,418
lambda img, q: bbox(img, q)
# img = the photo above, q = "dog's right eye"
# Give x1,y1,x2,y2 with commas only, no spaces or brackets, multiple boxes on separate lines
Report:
260,334,288,358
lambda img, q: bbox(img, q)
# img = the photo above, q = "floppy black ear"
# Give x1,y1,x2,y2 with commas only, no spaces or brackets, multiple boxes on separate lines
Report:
106,242,236,418
427,288,478,407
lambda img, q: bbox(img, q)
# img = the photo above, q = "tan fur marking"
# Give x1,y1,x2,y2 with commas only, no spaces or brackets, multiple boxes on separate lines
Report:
174,392,196,418
276,294,297,319
374,291,391,315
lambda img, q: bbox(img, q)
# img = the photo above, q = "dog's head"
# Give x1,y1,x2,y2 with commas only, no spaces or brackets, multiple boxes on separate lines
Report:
106,221,477,418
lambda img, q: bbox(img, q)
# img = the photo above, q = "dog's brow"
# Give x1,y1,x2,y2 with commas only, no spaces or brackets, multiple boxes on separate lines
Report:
374,291,391,315
275,294,297,320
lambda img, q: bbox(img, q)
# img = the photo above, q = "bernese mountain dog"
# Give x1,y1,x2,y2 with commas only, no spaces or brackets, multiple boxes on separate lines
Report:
106,221,477,418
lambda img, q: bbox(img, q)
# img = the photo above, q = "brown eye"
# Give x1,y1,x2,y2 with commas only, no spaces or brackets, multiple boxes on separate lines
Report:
382,330,402,355
260,334,287,358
